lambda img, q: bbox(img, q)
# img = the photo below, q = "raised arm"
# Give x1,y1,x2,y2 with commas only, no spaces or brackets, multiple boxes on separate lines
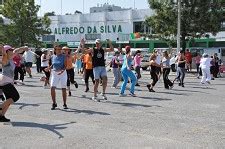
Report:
104,39,114,52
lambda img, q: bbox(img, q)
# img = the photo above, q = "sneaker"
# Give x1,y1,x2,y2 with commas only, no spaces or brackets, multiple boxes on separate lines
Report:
85,88,89,92
29,74,32,78
211,78,215,80
51,103,57,110
68,91,72,96
149,88,155,92
147,84,151,92
181,84,185,87
101,94,107,100
63,104,68,109
129,93,136,97
0,116,10,122
135,83,140,87
178,83,181,86
119,93,127,97
74,82,78,88
92,96,100,102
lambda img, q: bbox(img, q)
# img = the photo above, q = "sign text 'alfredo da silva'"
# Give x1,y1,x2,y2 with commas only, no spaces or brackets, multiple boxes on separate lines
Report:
52,25,123,35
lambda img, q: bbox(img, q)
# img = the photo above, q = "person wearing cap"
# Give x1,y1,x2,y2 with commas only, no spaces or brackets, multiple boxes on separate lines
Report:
63,46,78,96
200,53,211,84
0,45,27,122
41,48,51,88
120,46,137,97
111,51,121,88
81,39,113,101
47,45,68,110
23,46,39,78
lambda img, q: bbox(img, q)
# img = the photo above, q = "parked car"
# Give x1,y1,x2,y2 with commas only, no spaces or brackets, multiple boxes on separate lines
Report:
141,54,150,70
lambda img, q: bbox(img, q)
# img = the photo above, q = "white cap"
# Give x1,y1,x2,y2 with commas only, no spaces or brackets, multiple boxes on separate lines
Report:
95,39,101,43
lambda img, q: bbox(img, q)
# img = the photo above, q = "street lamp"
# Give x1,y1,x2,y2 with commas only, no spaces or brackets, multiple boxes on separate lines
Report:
177,0,181,53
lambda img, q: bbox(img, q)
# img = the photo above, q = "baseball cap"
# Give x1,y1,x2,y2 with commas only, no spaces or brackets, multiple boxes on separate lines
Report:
95,39,101,44
3,45,13,52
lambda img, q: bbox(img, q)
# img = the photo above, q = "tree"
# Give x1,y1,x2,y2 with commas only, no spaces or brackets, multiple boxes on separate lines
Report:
1,0,51,46
44,11,56,16
146,0,224,50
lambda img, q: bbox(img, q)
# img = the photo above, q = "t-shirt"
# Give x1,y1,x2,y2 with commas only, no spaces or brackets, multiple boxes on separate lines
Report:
41,54,49,67
200,58,211,69
134,55,141,67
185,52,192,62
92,47,105,67
23,50,35,63
51,54,66,71
84,54,93,70
156,54,161,65
66,55,74,70
195,56,201,64
13,54,22,67
112,56,119,68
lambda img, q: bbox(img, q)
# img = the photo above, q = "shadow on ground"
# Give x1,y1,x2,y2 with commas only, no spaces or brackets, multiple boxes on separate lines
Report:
11,121,76,139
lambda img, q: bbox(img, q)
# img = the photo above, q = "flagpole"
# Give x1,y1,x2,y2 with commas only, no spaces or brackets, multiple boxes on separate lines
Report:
61,0,62,15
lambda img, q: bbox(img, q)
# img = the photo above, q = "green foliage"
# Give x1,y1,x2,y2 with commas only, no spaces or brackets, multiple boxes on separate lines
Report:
1,0,51,46
146,0,224,50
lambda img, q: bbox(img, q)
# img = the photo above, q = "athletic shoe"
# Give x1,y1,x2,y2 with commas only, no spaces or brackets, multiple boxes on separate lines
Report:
119,93,127,97
85,88,89,92
178,83,181,86
0,116,10,122
129,93,136,97
135,84,140,86
68,91,72,96
92,96,100,102
149,88,155,92
63,104,68,109
181,84,185,87
51,103,57,110
101,94,107,100
147,84,151,92
74,82,78,88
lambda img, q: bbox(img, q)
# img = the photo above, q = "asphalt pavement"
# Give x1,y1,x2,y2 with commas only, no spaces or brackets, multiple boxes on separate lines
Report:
0,69,225,148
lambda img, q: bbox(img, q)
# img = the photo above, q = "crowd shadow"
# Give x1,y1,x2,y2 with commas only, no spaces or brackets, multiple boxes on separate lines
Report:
137,96,172,101
23,84,43,88
11,121,76,139
107,101,161,108
14,102,41,110
59,108,110,116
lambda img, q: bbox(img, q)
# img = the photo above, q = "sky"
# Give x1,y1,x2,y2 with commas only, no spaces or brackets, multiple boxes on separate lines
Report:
34,0,150,16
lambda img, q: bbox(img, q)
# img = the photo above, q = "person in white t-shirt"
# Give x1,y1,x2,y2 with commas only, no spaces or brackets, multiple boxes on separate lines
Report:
199,53,211,84
23,47,39,78
153,49,162,79
41,48,50,88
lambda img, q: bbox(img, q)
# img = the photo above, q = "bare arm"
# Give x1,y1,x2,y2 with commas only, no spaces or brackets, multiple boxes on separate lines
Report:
104,39,114,52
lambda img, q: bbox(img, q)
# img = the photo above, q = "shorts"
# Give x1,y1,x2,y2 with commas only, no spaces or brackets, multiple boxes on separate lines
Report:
0,83,20,102
25,62,33,68
50,70,67,88
93,66,107,80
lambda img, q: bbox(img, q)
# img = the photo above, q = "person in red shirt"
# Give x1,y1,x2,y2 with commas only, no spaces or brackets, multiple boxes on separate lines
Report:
185,49,192,72
13,52,24,83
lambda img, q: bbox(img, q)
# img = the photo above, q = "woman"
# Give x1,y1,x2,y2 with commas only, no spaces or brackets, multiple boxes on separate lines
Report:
0,45,26,122
174,50,186,87
162,51,173,89
13,52,24,83
47,45,68,110
41,48,50,88
120,46,137,97
200,53,211,84
111,51,121,88
74,51,82,74
134,50,142,86
147,54,162,92
63,46,78,96
195,53,201,79
83,49,95,92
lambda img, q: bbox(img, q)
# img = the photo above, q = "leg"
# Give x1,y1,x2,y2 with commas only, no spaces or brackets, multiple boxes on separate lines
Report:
51,87,56,104
94,79,99,97
14,67,19,80
62,88,67,105
112,68,118,87
120,70,128,94
102,76,107,94
163,68,168,89
85,69,91,91
18,66,24,82
127,70,137,94
180,68,186,86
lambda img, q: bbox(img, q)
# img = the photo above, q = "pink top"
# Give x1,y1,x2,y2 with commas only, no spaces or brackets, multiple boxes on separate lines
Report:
134,55,141,67
13,54,22,67
195,56,201,64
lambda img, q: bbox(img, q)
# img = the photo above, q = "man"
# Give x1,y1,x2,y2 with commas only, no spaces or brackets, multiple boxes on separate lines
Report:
185,49,192,72
23,47,39,78
81,39,113,102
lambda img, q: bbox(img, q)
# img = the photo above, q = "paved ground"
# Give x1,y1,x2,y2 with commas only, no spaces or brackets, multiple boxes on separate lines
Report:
0,69,225,149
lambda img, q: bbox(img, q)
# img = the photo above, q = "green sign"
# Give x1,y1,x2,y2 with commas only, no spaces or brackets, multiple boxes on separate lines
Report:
52,25,123,35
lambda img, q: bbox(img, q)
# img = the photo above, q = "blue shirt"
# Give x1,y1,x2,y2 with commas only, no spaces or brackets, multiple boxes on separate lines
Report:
122,55,132,70
52,54,66,71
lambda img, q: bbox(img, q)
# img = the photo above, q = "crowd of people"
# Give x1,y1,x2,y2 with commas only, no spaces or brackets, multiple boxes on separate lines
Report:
0,40,223,122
